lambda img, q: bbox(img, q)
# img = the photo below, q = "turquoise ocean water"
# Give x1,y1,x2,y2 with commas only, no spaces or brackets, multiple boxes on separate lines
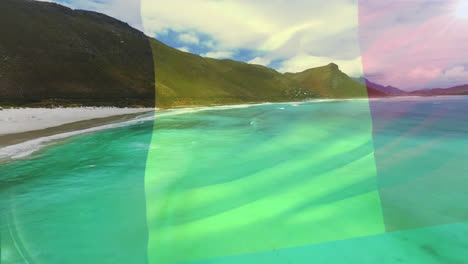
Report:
1,97,467,263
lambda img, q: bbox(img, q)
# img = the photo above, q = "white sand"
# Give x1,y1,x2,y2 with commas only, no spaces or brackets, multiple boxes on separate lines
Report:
0,107,154,135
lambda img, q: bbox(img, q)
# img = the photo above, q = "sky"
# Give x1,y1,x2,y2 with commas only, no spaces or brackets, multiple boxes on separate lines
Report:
37,0,468,91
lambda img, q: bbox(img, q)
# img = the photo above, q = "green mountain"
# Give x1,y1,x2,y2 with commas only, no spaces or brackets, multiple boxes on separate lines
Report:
151,40,289,107
0,0,155,107
284,63,372,99
0,0,381,108
149,40,385,107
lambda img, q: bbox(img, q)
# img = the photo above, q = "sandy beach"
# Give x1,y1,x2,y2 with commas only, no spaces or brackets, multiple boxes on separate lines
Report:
0,107,154,148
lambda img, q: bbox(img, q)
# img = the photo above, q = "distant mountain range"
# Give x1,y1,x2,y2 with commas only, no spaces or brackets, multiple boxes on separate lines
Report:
352,77,407,95
409,84,468,96
0,0,466,108
353,77,468,97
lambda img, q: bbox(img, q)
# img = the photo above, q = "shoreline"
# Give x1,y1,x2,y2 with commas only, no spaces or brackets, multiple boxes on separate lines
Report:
0,107,154,135
0,95,465,160
0,110,153,148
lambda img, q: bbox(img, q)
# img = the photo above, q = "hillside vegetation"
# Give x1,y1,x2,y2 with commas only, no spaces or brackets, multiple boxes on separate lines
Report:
0,0,155,107
150,41,382,107
1,0,383,108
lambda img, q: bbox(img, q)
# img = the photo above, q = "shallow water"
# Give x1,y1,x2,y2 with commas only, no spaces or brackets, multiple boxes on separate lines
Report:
1,97,467,263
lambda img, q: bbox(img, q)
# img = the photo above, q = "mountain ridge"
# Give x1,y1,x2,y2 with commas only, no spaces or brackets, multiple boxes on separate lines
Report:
353,77,407,95
353,77,468,97
410,84,468,96
0,0,465,108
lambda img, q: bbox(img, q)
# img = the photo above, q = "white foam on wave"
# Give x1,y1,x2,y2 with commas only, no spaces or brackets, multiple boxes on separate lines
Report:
153,102,274,118
0,102,276,160
3,98,410,161
0,113,155,161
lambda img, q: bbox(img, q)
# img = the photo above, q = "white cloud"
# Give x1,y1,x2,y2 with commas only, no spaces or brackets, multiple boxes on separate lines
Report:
443,65,468,80
201,51,234,59
37,0,468,89
248,57,271,66
178,32,200,45
41,0,364,73
202,40,215,49
279,55,363,76
141,0,362,72
177,47,190,52
428,65,468,88
408,67,442,81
